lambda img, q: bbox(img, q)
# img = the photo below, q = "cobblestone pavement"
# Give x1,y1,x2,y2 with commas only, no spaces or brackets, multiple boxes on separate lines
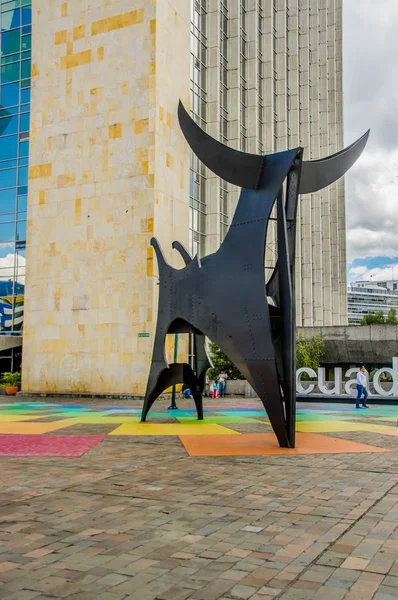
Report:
1,398,398,600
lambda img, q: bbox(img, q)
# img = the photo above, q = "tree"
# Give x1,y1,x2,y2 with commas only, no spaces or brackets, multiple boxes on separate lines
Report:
207,342,244,380
386,308,398,324
208,334,325,381
360,311,386,325
296,334,325,372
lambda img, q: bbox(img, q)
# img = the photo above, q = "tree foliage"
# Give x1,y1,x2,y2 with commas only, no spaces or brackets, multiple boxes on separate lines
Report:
360,310,398,325
208,334,325,381
296,334,325,372
387,308,398,324
207,342,244,380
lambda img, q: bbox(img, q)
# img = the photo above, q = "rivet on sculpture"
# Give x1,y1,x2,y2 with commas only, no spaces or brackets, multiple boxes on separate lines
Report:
141,101,369,448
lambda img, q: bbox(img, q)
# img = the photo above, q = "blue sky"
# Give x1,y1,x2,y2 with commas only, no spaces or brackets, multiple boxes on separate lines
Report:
344,1,398,284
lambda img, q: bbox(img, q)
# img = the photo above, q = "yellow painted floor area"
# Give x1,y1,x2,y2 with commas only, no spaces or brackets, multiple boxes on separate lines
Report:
109,423,240,436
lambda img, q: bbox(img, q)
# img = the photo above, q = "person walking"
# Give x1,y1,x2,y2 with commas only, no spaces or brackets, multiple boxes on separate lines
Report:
356,366,368,409
218,370,228,398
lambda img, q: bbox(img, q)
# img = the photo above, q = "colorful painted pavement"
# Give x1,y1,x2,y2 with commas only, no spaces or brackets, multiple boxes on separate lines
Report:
0,398,397,457
1,397,398,600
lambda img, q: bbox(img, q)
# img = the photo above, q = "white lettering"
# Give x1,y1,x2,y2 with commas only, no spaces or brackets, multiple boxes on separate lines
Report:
295,358,398,397
344,367,360,396
317,367,342,395
296,368,317,394
373,358,398,396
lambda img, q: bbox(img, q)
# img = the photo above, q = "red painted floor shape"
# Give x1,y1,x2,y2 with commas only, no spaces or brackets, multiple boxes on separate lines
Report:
0,434,106,457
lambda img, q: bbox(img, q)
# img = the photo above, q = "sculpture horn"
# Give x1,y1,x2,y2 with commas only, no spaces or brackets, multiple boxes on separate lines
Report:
178,101,264,190
299,130,370,194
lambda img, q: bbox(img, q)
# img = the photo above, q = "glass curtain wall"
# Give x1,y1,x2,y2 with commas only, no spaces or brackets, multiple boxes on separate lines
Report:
220,0,228,241
189,0,207,259
0,0,31,334
257,0,264,153
240,0,247,152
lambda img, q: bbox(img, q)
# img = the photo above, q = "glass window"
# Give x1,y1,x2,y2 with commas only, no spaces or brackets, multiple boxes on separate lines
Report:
0,114,18,135
20,87,30,103
21,6,31,25
1,29,21,55
0,158,17,169
0,242,15,259
1,61,20,83
21,33,31,51
0,213,15,223
0,168,17,189
18,140,28,156
0,188,16,212
0,106,18,118
15,267,25,285
17,165,27,186
1,53,19,66
7,7,21,27
17,194,26,211
20,78,30,89
16,219,25,241
19,112,29,131
21,59,30,79
0,82,19,107
0,268,14,284
0,221,15,242
1,2,22,13
0,134,17,160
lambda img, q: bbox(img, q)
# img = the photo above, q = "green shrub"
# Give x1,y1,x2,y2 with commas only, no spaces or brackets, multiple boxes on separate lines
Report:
296,334,325,378
2,372,21,387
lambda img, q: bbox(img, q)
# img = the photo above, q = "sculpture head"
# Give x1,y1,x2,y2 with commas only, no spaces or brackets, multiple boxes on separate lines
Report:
178,100,369,194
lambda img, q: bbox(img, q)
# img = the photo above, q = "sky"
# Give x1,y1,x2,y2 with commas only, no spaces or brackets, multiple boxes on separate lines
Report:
344,0,398,283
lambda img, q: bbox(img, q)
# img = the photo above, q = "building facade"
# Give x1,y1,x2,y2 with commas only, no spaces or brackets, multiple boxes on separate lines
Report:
0,0,31,372
21,0,191,394
348,280,398,325
0,0,345,394
189,0,346,327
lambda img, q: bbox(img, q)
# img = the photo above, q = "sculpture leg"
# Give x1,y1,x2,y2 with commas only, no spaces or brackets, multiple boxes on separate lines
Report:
241,359,289,448
193,333,210,421
192,393,203,420
142,363,203,421
210,304,290,447
181,363,204,420
141,364,170,421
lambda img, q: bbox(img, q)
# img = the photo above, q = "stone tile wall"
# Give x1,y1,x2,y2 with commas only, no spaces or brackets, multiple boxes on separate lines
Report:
22,0,190,394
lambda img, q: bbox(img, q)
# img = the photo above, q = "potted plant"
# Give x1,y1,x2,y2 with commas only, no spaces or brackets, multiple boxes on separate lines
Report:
2,372,21,396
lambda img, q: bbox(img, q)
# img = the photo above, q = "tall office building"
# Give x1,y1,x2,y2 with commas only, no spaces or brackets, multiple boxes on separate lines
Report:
189,0,346,327
1,0,345,394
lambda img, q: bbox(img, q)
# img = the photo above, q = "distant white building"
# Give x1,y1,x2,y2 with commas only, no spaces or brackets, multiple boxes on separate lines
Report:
348,280,398,324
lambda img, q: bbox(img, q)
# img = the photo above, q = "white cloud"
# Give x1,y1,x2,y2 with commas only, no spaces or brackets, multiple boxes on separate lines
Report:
344,0,398,263
0,253,26,283
348,263,398,284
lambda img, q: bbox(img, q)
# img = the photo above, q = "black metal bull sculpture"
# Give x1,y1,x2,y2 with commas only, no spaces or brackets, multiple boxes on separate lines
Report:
141,101,369,448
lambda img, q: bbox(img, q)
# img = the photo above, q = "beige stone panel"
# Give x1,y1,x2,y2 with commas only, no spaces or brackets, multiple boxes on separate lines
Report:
23,0,190,394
